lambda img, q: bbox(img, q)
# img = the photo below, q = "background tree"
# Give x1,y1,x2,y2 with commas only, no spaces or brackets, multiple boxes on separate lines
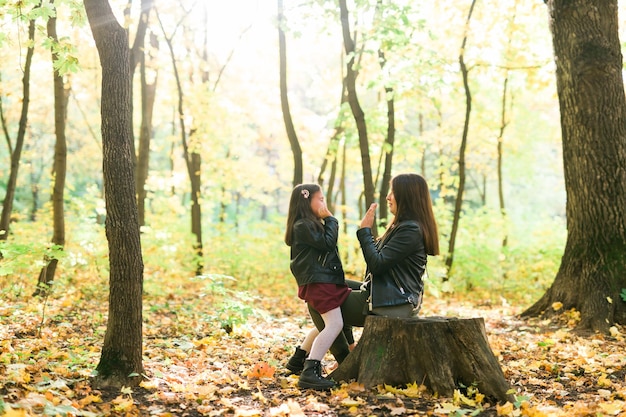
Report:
339,0,375,215
84,0,145,387
0,3,38,243
522,0,626,333
157,5,204,275
317,81,348,213
278,0,302,187
130,0,156,228
445,0,477,273
35,0,69,293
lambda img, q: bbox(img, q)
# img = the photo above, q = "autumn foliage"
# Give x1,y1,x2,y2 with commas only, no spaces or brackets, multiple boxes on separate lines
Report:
2,238,626,417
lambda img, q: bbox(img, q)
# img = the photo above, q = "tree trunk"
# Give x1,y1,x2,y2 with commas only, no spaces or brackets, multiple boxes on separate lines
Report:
136,41,158,227
339,0,375,211
84,0,145,388
158,10,204,275
522,0,626,333
190,148,203,275
131,0,154,227
36,2,69,292
330,316,514,404
377,48,395,228
318,81,347,213
0,7,37,241
446,0,476,272
497,75,509,249
278,0,302,187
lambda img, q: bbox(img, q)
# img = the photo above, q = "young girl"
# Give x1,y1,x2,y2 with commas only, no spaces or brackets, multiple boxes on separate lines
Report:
284,183,351,390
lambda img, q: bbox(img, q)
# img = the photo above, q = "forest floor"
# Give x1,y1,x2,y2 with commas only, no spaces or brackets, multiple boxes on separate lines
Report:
2,279,626,417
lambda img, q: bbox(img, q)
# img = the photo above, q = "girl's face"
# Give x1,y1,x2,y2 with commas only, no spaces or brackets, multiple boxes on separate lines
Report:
386,188,397,215
310,191,326,218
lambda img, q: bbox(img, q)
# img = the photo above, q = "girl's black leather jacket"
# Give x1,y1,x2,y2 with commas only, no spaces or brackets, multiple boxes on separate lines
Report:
290,216,345,286
356,220,427,309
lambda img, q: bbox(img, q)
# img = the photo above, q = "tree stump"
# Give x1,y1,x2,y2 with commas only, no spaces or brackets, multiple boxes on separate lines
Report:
330,315,514,403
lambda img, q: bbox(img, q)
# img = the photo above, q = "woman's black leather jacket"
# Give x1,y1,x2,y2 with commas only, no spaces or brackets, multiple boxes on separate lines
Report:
290,216,345,286
356,220,427,309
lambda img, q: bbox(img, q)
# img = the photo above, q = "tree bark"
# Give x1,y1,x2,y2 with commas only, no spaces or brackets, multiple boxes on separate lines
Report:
84,0,145,388
330,316,514,404
278,0,302,187
522,0,626,333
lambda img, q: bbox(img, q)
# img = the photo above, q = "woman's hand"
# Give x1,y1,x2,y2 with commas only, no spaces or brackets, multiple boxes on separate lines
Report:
360,203,378,229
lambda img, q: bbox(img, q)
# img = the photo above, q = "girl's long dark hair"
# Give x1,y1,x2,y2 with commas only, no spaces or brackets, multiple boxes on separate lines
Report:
384,173,440,256
284,184,322,246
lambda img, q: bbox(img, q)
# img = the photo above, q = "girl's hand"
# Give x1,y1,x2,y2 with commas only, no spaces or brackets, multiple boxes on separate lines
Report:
318,205,332,219
360,203,378,228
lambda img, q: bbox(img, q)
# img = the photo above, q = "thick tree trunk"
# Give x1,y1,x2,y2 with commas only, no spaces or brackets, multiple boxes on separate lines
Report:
522,0,626,333
84,0,145,388
330,316,514,404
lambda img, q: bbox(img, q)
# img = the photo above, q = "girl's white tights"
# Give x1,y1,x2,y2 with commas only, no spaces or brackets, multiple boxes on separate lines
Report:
307,307,343,361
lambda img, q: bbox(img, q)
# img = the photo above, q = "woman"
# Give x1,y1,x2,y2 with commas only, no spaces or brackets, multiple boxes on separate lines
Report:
308,173,440,362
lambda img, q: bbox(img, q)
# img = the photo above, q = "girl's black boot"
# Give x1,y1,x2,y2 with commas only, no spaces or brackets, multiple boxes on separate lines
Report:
298,359,336,390
285,346,307,374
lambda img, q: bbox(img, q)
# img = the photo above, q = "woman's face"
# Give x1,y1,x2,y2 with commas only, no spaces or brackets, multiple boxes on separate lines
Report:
310,191,326,218
386,188,397,215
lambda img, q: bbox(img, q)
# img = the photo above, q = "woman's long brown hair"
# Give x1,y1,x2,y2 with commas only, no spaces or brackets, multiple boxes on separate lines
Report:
384,173,440,256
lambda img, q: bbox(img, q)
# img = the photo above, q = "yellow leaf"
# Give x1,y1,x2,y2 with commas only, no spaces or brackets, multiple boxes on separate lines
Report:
340,397,365,407
520,401,550,417
434,402,459,413
496,402,514,415
598,373,613,388
112,396,134,412
2,408,29,417
78,394,102,407
453,389,476,407
551,302,563,311
252,390,267,404
233,407,263,416
269,399,306,417
598,400,625,415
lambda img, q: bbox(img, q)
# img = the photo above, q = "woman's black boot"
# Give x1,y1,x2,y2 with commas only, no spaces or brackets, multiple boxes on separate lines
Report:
298,359,336,390
286,346,307,374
